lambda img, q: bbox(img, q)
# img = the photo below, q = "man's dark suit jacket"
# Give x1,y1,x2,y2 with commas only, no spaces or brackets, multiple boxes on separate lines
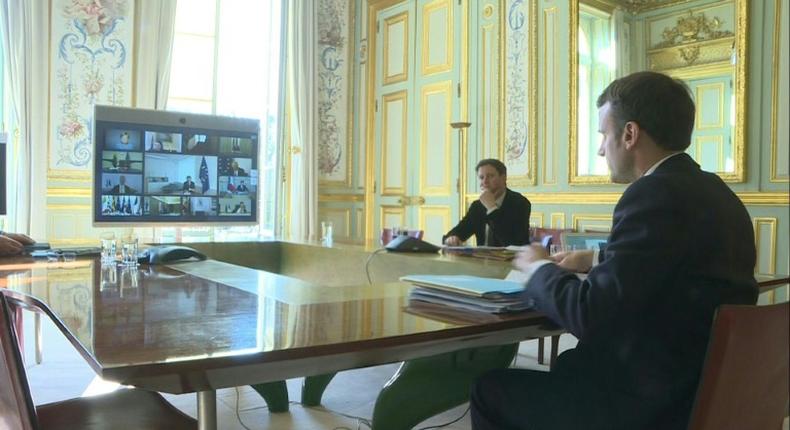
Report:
110,184,137,195
525,153,757,429
443,188,531,246
183,181,196,192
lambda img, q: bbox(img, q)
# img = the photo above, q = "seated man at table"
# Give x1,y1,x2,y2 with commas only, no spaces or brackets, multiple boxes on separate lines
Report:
470,72,758,430
443,159,531,247
0,231,36,256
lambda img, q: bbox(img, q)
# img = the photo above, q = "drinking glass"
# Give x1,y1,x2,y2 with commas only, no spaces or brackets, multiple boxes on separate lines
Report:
121,237,139,267
100,232,117,264
321,221,334,246
61,252,77,263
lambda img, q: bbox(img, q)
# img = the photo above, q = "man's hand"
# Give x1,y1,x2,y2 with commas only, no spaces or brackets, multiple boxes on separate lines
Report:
0,235,24,256
479,189,498,211
553,249,594,273
5,233,35,246
513,244,550,272
444,235,462,246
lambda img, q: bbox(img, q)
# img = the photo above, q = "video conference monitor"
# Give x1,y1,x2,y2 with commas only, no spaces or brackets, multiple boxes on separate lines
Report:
93,105,260,225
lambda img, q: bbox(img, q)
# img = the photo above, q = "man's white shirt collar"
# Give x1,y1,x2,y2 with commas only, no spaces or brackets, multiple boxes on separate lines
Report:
644,152,683,176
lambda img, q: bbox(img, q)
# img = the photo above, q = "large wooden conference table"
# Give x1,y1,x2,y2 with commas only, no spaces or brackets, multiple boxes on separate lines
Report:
0,241,557,430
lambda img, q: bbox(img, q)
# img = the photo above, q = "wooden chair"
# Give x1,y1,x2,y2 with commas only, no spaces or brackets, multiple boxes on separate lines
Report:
527,227,575,367
687,301,789,430
0,292,197,430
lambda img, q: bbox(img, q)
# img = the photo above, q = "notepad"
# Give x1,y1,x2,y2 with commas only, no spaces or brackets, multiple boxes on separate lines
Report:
399,274,525,299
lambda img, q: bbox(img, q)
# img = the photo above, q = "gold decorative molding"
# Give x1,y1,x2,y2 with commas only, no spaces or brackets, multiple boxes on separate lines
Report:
618,0,698,14
498,0,538,187
318,194,365,203
736,192,789,206
572,213,613,232
543,6,558,185
47,170,92,182
419,81,453,196
648,37,734,70
654,10,733,49
47,188,91,198
462,192,790,206
421,0,453,77
550,213,566,229
529,212,545,228
365,0,406,241
569,0,611,185
770,0,789,182
752,217,777,274
383,11,410,85
483,4,494,18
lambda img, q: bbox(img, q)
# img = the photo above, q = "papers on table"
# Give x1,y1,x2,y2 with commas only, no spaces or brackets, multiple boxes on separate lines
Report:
440,246,517,261
400,274,533,314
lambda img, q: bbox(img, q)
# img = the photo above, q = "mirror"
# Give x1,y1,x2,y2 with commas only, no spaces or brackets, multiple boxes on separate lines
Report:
570,0,747,183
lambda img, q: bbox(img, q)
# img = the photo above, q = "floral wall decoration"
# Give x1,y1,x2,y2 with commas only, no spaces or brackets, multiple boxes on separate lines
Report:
49,0,134,172
317,0,353,185
503,0,533,181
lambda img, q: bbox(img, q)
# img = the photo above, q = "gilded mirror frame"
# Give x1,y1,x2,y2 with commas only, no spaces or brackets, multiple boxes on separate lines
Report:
569,0,749,184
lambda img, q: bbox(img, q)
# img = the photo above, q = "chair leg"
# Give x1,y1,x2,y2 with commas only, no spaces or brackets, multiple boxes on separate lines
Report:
549,335,561,369
35,312,43,365
537,337,545,364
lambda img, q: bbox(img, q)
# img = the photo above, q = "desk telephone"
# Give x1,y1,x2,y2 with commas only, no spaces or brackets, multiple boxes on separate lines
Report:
138,245,207,264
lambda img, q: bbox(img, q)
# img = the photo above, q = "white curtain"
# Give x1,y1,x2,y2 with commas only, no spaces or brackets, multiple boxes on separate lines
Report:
133,0,177,109
612,7,630,78
0,0,49,236
284,0,318,241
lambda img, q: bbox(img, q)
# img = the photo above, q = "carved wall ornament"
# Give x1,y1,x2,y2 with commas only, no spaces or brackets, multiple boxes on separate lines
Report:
654,10,733,48
679,45,700,65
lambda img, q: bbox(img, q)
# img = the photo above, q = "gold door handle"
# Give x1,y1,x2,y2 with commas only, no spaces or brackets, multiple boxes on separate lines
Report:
414,196,425,205
397,196,407,206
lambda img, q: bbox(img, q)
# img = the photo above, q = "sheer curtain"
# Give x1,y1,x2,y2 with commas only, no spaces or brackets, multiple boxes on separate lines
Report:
133,0,177,109
284,0,318,241
0,0,48,236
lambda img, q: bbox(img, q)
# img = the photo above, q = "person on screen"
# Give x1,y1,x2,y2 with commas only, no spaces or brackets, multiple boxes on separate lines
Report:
230,160,246,176
110,175,137,195
442,159,531,247
0,231,36,257
232,201,248,214
236,180,249,193
470,72,758,430
183,176,197,194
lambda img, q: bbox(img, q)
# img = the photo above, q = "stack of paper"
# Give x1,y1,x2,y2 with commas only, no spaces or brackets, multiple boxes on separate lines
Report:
400,274,533,314
440,246,517,261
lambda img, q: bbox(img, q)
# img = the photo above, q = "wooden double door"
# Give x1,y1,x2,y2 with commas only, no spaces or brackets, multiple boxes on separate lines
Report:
372,0,463,245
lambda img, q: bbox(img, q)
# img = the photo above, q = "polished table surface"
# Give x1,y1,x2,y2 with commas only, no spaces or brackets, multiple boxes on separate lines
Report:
2,242,787,430
0,248,550,394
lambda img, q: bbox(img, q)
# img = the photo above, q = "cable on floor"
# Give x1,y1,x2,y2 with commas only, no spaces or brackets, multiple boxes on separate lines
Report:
364,248,387,285
414,406,470,429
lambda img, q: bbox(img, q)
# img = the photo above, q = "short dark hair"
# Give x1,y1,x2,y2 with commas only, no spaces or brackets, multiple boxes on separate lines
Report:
476,159,507,176
596,71,695,151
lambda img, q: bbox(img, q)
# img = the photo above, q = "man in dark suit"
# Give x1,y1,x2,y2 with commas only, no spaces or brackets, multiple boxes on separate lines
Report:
470,72,757,430
110,175,137,195
443,159,531,247
183,176,197,194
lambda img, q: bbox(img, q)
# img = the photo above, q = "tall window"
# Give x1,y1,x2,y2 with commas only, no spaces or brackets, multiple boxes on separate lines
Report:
578,4,615,176
167,0,283,239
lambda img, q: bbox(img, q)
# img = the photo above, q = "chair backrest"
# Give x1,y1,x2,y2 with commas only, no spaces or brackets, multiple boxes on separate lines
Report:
0,293,39,430
529,227,572,247
687,302,789,430
560,232,609,251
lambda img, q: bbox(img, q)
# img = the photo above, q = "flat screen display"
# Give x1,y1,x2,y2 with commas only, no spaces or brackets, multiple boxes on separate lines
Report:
93,105,259,225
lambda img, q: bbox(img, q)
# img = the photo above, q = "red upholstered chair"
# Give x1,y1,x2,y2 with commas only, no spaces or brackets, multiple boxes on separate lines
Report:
0,292,197,430
687,302,789,430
